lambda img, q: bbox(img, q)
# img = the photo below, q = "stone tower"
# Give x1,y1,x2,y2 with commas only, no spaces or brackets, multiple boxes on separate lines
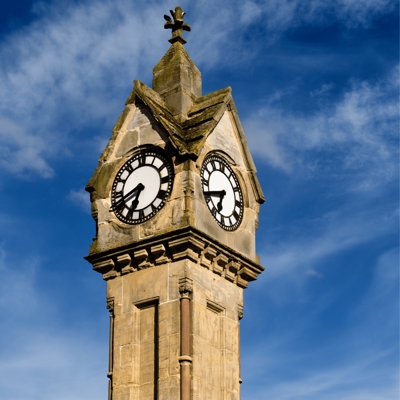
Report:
85,7,265,400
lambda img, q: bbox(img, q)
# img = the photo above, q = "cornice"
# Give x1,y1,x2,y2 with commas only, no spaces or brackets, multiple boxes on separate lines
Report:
85,226,264,289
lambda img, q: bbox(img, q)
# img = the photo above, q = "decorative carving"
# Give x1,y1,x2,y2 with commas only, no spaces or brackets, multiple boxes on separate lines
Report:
179,277,193,299
93,259,117,281
133,249,151,270
169,237,204,262
164,6,191,44
106,297,115,314
151,244,169,265
103,269,119,280
87,230,264,288
236,276,248,289
214,254,229,276
116,254,134,275
238,304,244,320
200,246,217,270
226,260,240,282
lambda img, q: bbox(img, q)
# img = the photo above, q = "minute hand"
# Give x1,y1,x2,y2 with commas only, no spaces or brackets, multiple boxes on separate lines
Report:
111,183,145,211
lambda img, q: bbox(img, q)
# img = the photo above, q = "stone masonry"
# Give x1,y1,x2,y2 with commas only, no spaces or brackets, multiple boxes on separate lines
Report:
85,7,264,400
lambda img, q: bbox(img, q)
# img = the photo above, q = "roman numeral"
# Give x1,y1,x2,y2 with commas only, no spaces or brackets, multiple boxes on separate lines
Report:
233,211,240,221
126,207,134,220
235,200,242,208
114,191,123,200
111,198,125,212
161,176,169,184
138,209,144,220
138,153,145,165
211,207,217,217
125,163,133,173
157,190,167,200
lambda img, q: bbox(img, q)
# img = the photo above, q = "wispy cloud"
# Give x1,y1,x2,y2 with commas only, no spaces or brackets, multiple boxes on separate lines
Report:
246,67,399,191
0,0,167,179
242,248,399,400
68,188,90,213
0,0,396,179
0,246,107,400
0,117,54,178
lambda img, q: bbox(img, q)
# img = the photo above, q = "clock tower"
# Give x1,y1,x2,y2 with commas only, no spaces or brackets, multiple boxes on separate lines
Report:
85,7,265,400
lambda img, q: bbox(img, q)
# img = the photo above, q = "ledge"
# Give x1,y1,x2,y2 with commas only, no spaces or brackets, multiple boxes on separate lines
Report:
86,226,264,288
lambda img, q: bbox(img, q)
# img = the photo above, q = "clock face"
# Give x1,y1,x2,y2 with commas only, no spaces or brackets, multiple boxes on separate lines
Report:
201,155,244,231
110,150,173,224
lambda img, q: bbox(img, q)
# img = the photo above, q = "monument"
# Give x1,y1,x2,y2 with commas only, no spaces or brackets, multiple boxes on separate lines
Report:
85,6,265,399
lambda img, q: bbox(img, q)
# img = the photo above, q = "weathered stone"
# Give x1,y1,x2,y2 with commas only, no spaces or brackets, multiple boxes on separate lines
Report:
84,8,265,399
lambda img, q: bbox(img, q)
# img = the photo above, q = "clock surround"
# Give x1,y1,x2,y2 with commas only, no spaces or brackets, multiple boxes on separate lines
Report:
201,154,244,231
110,148,173,225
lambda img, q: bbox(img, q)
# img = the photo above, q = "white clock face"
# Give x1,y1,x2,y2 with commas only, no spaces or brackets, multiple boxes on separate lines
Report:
201,155,244,231
110,150,173,224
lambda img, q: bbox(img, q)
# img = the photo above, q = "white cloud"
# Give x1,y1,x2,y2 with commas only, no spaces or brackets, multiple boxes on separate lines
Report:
242,248,399,400
254,203,398,304
243,358,398,400
246,67,399,190
0,0,168,179
68,188,91,213
0,118,54,178
0,0,395,179
0,245,108,400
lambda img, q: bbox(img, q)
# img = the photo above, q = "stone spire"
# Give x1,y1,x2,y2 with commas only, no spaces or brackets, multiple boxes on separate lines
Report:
152,6,201,123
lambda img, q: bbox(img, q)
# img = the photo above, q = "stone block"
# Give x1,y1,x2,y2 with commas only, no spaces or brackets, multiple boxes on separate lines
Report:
129,265,168,304
115,129,139,158
158,375,180,400
138,122,164,146
168,333,180,376
159,301,179,337
113,387,131,400
114,312,133,345
125,103,152,130
120,344,132,367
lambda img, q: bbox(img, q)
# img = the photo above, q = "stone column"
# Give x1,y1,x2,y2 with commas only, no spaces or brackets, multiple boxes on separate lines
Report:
178,277,193,400
238,305,243,385
106,298,115,400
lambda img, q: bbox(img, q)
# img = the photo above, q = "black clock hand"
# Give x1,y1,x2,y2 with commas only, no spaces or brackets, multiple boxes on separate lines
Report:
130,184,145,210
111,183,145,211
204,190,226,212
204,190,226,196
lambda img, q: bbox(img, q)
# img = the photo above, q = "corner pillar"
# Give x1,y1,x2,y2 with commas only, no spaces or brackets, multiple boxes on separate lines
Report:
106,298,115,400
178,277,193,400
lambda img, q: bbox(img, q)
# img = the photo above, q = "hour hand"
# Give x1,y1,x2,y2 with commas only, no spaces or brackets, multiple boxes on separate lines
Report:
130,184,145,210
204,190,226,212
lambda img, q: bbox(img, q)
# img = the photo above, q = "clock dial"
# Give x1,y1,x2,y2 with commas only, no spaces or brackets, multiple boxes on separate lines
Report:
201,155,244,231
110,150,173,224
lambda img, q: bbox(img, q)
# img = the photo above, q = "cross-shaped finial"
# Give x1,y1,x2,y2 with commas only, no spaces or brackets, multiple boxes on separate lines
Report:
164,6,191,44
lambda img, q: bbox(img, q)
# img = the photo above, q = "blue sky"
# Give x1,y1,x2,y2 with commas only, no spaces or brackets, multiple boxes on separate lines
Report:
0,0,398,399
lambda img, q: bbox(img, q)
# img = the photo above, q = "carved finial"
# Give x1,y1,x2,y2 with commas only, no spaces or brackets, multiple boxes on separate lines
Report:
164,6,191,44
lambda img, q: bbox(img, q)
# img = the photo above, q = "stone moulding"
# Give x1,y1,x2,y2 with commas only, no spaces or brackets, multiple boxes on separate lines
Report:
86,227,264,288
121,79,265,205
